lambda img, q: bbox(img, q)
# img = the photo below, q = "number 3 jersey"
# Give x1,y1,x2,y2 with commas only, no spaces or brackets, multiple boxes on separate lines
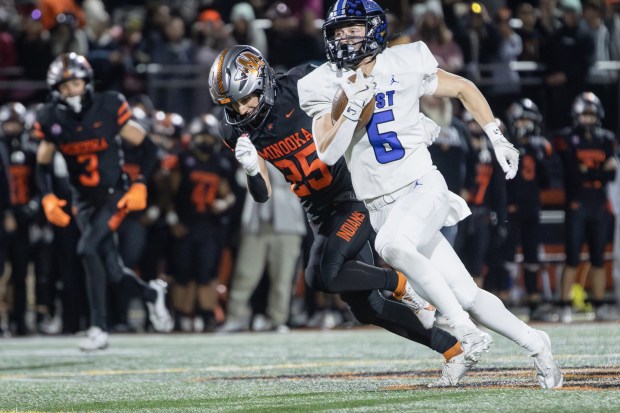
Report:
298,42,441,201
221,65,354,223
34,92,131,202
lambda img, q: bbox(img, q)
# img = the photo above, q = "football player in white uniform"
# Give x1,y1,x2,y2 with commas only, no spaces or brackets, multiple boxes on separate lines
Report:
298,0,562,388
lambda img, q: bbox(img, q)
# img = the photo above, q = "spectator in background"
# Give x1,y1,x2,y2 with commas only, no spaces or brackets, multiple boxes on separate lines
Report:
544,0,596,130
38,0,85,31
193,9,237,116
84,6,125,92
0,7,17,102
265,2,316,70
230,2,268,54
607,0,620,61
219,163,306,333
411,3,464,73
555,92,617,322
453,2,501,83
488,8,523,115
516,3,547,62
584,0,616,83
14,3,53,84
141,3,171,59
193,9,236,59
149,15,194,117
49,12,89,57
539,0,563,36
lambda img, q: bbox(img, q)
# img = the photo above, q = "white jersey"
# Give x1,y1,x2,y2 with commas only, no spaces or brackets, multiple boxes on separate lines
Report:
298,42,441,201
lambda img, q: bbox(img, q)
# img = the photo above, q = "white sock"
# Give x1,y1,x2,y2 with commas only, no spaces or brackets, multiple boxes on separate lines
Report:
468,289,543,355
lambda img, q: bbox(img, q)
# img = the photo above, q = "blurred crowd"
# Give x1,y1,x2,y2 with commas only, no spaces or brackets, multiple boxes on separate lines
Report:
0,0,619,337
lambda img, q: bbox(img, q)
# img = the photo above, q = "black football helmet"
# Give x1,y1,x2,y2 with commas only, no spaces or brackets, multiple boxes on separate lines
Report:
187,114,221,155
0,102,27,140
506,98,543,139
46,53,94,113
208,45,275,134
323,0,388,70
572,91,604,127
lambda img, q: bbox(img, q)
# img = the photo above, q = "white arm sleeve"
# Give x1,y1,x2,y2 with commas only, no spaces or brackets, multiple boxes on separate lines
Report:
313,116,357,166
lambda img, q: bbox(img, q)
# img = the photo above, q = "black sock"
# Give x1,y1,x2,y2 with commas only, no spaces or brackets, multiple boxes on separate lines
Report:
431,327,459,354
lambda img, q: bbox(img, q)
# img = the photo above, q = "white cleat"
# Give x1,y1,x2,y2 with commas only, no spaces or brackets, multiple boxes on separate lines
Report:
532,330,563,388
146,279,174,333
428,353,475,387
399,283,436,329
457,327,493,364
79,326,109,351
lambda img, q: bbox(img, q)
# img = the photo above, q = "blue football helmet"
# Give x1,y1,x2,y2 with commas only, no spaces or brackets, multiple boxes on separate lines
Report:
323,0,388,70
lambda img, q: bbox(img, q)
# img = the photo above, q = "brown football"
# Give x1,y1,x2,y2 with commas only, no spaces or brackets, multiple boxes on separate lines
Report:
331,73,375,131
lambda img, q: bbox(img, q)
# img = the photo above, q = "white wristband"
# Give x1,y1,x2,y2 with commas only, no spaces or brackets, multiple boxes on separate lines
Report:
483,121,504,144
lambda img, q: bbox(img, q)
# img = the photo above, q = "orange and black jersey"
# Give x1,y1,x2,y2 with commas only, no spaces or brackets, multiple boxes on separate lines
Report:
174,151,235,224
466,142,507,223
507,135,552,208
6,138,37,207
221,64,354,223
555,127,616,203
34,91,132,201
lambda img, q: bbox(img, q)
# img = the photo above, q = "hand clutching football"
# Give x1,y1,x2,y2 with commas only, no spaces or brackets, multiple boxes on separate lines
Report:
331,68,376,130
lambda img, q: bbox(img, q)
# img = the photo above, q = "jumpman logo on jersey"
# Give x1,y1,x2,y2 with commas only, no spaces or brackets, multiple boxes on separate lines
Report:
413,180,422,189
390,75,399,85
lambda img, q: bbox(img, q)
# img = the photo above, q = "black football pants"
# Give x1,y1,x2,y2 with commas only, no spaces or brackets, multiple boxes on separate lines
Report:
305,200,457,354
75,195,154,331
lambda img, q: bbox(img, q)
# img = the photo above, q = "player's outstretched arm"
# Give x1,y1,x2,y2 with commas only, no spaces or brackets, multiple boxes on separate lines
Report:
433,69,520,179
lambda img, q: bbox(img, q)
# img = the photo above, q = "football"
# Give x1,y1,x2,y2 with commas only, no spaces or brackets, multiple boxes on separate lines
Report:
331,73,375,131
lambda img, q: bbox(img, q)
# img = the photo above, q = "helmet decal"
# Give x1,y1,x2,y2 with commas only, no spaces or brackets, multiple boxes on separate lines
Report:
208,45,276,133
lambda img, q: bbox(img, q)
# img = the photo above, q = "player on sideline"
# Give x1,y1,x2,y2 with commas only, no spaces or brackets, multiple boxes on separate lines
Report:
298,0,562,388
209,45,474,386
34,53,173,351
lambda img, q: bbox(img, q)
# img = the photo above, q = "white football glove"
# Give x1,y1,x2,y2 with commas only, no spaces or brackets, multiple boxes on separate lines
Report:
484,122,520,180
340,68,376,122
235,135,259,176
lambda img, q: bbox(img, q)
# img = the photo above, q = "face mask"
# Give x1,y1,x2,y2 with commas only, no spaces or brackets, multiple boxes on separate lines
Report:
64,95,83,113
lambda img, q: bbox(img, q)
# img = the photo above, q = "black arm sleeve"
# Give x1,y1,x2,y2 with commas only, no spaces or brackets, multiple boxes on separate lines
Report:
247,173,269,203
136,136,158,182
36,162,54,195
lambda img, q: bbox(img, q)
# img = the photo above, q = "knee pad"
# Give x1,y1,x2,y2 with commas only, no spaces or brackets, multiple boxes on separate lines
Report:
452,280,479,311
375,230,407,264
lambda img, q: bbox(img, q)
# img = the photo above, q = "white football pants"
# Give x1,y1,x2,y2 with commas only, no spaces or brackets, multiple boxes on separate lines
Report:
368,169,543,354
